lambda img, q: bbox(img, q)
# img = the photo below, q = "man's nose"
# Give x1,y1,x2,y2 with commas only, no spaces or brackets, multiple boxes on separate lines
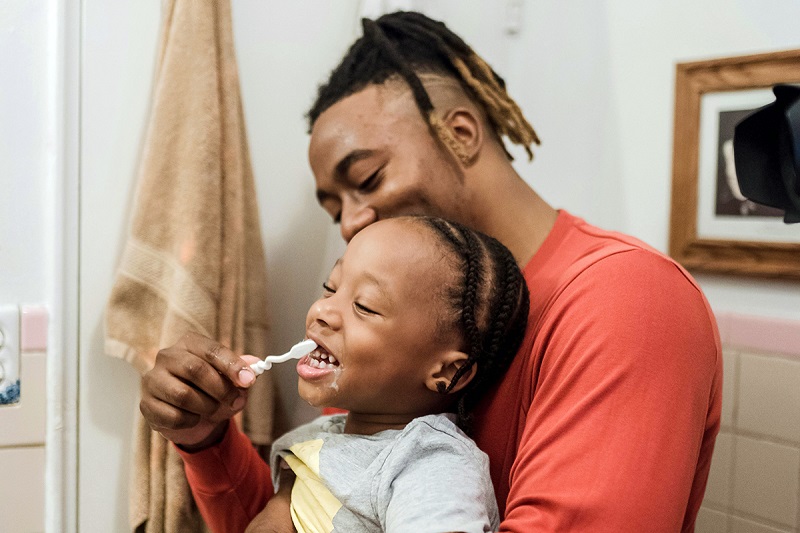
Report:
340,201,377,242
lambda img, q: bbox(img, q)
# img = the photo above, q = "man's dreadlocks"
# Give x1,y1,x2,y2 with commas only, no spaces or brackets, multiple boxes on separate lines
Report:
307,11,540,161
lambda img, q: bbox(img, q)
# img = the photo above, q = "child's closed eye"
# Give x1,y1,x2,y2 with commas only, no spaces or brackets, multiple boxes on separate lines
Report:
354,301,377,315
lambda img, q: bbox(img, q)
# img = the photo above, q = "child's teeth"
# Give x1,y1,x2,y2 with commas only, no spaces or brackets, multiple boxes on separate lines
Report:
304,348,338,369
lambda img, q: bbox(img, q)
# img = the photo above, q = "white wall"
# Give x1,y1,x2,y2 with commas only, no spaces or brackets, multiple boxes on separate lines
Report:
0,1,59,530
1,1,797,531
78,3,161,530
0,1,49,303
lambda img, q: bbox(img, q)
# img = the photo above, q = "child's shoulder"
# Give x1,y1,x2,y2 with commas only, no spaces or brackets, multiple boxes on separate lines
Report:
403,412,462,437
395,413,486,461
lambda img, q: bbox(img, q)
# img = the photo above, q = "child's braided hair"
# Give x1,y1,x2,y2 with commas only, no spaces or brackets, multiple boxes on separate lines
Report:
307,11,539,161
417,216,529,433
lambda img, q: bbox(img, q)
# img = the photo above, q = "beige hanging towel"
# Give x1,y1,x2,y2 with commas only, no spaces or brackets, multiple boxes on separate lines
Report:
104,0,275,531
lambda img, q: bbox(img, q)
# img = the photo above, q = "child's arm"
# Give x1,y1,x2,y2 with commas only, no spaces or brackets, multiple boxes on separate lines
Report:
245,466,296,533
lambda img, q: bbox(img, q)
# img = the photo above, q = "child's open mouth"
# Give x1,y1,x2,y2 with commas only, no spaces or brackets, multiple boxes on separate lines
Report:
305,347,339,369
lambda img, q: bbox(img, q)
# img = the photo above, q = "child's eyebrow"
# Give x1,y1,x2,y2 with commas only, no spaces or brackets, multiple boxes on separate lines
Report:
359,271,393,306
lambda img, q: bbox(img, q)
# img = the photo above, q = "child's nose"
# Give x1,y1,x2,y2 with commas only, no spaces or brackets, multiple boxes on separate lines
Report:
311,299,342,330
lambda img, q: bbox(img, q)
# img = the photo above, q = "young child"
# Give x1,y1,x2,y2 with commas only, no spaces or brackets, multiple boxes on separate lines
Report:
247,215,529,533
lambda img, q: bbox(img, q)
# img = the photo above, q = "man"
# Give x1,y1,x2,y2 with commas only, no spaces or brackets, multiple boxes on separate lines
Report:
140,11,722,532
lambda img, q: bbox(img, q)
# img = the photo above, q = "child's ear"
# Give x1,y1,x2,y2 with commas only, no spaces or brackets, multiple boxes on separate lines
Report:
425,350,476,395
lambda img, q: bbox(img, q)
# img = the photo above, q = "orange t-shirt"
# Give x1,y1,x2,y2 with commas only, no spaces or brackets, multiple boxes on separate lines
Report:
473,210,721,532
180,210,722,533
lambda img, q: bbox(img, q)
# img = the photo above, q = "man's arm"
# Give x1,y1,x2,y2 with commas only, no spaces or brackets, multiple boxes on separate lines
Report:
139,332,273,532
500,251,722,532
177,420,275,533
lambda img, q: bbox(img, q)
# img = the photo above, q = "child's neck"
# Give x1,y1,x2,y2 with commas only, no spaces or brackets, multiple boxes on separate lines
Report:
342,412,425,435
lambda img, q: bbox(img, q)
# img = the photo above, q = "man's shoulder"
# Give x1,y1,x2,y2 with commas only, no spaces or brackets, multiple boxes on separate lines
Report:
530,210,698,295
547,211,669,263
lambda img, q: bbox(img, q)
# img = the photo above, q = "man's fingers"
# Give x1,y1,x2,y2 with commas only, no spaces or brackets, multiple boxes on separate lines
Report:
180,332,256,388
140,395,202,431
240,354,261,366
154,345,248,408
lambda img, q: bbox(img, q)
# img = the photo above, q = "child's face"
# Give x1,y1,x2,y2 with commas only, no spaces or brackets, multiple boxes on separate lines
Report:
298,218,458,418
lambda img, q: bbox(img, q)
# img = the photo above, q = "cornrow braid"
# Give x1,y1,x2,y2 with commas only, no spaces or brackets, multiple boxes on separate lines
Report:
419,216,529,433
307,11,540,161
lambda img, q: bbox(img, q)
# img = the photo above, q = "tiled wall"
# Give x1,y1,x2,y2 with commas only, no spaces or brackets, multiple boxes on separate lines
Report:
0,306,48,532
696,314,800,533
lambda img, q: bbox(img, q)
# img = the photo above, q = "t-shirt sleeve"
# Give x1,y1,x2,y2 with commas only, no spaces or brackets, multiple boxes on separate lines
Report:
380,422,499,533
500,250,722,532
176,421,274,533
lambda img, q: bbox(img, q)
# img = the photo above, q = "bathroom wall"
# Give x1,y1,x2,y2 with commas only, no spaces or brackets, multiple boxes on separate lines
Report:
1,0,798,531
698,316,800,532
0,1,61,531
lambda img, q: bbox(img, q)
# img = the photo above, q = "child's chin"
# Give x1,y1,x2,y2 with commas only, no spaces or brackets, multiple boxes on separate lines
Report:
298,384,331,408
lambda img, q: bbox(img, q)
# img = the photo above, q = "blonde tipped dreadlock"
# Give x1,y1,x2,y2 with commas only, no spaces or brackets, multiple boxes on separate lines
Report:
307,11,540,162
450,56,540,161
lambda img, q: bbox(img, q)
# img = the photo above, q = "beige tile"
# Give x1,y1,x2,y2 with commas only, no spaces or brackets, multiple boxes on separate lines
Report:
0,446,45,532
695,507,728,533
0,352,46,446
721,349,737,428
730,516,792,533
737,352,800,443
704,431,734,507
732,435,799,527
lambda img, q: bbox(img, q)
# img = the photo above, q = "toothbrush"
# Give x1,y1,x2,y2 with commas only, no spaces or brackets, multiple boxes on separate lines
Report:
249,339,317,376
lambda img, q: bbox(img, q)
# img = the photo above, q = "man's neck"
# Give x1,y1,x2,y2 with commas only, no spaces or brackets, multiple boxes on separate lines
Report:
466,161,558,268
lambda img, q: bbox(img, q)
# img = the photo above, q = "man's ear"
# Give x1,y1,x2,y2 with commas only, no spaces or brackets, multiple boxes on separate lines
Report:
425,350,477,395
439,107,484,166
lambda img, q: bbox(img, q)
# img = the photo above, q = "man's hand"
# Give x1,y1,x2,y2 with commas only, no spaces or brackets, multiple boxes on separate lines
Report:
139,332,259,449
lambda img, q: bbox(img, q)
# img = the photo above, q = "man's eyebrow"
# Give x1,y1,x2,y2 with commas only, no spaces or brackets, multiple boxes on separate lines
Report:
316,149,375,204
334,149,375,179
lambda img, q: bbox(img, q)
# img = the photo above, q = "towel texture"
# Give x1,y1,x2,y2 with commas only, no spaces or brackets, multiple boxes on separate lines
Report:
104,1,274,530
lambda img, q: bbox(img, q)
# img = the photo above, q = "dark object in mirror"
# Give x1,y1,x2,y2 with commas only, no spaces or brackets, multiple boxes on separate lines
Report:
733,84,800,223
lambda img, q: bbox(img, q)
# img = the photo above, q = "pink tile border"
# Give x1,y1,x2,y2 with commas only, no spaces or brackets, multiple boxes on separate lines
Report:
20,305,48,352
716,312,800,359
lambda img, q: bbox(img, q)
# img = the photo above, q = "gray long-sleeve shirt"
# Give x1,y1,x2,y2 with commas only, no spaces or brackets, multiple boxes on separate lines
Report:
270,413,499,533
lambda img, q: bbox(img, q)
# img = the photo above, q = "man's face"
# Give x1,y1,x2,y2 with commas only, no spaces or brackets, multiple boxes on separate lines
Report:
309,82,469,242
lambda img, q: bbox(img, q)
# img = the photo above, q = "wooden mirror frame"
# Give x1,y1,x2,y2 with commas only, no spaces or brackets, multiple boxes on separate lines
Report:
669,49,800,280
